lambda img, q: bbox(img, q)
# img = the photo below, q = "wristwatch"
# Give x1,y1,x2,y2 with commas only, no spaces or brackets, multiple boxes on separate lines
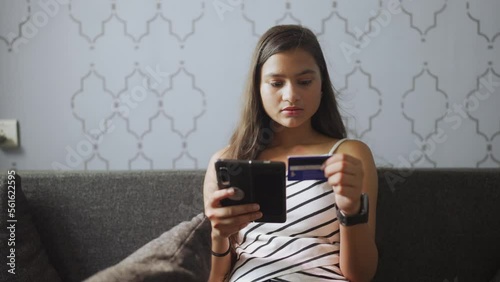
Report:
336,193,369,226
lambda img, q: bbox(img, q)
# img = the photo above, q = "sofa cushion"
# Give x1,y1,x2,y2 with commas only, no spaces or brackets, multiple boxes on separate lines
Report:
0,172,61,282
84,212,211,282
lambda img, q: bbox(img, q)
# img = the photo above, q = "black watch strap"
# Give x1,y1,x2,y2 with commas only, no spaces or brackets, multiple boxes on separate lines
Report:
336,193,369,226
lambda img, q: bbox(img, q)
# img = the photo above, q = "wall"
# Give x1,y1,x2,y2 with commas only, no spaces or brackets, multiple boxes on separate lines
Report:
1,0,499,171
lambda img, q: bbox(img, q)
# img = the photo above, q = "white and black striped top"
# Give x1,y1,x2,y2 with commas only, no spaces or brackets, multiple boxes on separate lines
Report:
228,139,350,282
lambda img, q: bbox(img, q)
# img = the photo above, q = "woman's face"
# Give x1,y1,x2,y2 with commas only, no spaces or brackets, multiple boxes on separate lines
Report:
259,49,322,129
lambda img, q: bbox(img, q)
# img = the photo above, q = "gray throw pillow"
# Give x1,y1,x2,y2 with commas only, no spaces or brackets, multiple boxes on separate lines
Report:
85,212,211,282
0,172,62,282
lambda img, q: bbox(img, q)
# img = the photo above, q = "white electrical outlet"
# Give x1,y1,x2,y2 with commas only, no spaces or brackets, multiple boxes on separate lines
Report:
0,120,20,149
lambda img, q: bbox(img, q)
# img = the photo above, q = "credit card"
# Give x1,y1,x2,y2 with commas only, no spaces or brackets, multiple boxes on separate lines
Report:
287,155,330,181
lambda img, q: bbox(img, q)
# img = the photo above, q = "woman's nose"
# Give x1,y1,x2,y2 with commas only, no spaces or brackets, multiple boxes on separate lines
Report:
282,84,300,103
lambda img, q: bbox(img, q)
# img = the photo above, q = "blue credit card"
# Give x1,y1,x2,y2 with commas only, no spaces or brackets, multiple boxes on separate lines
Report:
287,155,330,181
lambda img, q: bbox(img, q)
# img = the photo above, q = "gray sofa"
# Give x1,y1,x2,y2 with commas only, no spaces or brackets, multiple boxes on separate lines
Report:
1,169,499,282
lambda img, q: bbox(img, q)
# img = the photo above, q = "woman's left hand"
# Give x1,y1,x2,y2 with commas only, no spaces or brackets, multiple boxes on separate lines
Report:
322,153,364,216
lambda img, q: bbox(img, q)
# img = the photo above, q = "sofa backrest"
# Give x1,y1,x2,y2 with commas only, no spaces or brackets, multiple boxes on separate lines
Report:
2,169,499,282
11,170,207,282
375,168,500,282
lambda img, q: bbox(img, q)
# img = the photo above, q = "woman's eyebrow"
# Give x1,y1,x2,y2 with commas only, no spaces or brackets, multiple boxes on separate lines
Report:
263,69,317,78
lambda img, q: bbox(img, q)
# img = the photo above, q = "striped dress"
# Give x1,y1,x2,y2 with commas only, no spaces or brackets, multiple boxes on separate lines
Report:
228,139,349,282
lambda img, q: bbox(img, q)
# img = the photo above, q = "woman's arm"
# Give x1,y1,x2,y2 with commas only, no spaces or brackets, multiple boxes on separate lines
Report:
203,150,263,282
323,140,379,282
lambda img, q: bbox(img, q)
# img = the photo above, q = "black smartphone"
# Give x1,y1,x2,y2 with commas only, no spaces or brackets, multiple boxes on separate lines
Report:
215,159,286,223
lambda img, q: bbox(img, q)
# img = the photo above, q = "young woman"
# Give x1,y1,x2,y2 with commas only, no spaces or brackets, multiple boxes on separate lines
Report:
203,25,378,282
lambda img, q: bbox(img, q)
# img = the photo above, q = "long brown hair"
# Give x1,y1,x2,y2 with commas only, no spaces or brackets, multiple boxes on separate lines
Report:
225,25,346,159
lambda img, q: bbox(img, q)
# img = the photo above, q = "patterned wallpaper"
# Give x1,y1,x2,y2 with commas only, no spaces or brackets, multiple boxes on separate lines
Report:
0,0,499,171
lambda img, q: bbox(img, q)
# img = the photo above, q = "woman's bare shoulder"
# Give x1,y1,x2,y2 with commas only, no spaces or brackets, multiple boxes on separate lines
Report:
335,139,376,168
336,139,372,154
206,146,231,170
211,146,230,160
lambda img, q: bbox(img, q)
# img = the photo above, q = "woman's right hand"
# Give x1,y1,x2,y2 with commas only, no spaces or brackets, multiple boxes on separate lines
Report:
205,185,262,240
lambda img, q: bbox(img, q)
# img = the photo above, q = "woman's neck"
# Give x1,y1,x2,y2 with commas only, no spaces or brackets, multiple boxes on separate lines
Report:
269,122,323,149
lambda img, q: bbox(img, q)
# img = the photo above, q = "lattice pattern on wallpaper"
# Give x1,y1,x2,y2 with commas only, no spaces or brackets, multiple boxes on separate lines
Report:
0,0,499,169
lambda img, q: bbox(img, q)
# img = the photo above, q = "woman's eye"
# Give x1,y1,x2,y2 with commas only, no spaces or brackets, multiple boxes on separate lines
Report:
299,80,312,86
270,81,283,87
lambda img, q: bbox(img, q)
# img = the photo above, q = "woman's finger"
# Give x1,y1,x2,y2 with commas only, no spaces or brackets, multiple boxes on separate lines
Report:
208,187,237,208
327,173,359,188
323,161,358,177
209,203,261,219
322,153,361,168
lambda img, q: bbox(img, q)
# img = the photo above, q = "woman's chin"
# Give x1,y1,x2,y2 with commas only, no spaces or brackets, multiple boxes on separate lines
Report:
273,119,307,129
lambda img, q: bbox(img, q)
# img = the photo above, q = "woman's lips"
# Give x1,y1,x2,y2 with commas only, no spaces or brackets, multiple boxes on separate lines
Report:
281,108,303,116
